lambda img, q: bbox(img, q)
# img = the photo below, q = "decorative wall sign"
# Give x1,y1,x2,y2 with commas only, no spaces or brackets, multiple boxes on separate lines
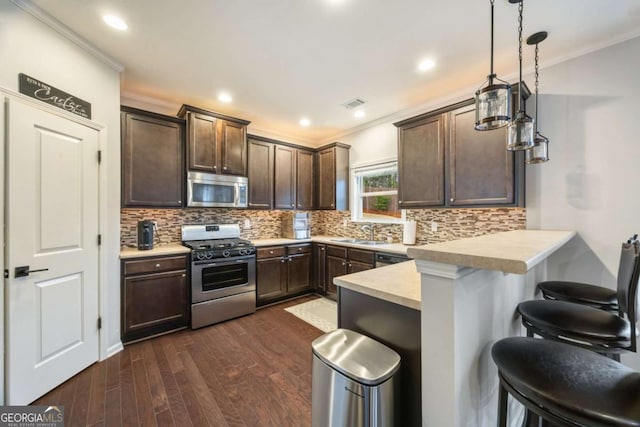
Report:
18,73,92,119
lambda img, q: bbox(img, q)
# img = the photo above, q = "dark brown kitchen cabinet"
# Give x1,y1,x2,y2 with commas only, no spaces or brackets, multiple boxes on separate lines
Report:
274,145,296,209
313,243,326,294
296,149,315,210
324,245,374,300
394,84,528,208
121,106,184,207
316,143,350,210
396,114,445,208
121,254,189,343
256,244,313,306
247,138,274,209
178,104,250,176
448,104,514,205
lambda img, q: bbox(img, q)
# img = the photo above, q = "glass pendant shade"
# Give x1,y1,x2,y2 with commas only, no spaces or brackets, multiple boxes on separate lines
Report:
507,111,534,151
475,82,512,130
525,132,549,163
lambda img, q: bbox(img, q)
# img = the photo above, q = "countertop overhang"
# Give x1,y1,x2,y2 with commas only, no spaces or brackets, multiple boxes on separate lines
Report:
407,229,576,274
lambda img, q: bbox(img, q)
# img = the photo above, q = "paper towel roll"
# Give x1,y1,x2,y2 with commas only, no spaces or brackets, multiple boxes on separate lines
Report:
403,220,417,245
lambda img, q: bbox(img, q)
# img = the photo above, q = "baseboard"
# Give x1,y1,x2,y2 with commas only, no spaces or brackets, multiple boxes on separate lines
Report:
104,341,124,360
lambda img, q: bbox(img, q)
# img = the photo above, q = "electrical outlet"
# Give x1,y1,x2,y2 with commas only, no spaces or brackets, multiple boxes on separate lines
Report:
431,222,438,232
342,219,348,227
244,219,251,229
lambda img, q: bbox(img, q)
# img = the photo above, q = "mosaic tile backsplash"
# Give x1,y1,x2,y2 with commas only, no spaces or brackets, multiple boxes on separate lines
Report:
121,207,526,247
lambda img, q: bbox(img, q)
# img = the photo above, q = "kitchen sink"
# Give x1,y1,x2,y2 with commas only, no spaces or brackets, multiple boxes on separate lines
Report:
331,238,387,245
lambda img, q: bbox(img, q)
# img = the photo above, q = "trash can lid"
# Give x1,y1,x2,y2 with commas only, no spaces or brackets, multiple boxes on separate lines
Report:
312,328,401,386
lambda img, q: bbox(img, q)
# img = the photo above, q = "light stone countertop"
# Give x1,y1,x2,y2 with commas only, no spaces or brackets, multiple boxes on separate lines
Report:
333,261,421,310
407,229,576,274
252,235,409,255
120,244,191,259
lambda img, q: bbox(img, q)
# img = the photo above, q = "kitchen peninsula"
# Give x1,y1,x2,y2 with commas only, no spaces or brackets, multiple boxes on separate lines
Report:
334,229,575,427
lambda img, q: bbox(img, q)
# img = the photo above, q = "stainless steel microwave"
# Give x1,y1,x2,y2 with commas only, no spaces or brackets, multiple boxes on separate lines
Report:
187,171,248,208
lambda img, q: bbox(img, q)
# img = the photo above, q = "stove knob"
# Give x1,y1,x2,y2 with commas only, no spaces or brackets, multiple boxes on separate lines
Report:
196,252,205,261
247,247,255,255
205,251,214,260
239,249,246,256
223,249,231,258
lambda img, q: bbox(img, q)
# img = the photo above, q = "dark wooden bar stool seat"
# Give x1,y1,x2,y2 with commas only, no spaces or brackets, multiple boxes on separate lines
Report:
518,238,640,358
492,337,640,427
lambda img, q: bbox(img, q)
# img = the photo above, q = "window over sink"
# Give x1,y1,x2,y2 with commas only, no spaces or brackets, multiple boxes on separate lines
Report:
352,160,405,223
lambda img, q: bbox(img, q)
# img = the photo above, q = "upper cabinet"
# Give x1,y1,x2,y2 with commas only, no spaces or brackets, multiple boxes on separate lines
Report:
178,104,250,176
394,84,528,208
121,106,184,208
247,135,318,210
316,143,350,210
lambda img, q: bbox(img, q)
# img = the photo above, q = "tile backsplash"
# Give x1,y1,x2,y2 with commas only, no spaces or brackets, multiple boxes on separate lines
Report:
121,207,525,247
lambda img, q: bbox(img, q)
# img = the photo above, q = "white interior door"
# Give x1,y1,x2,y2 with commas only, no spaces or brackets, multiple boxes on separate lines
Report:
5,98,100,405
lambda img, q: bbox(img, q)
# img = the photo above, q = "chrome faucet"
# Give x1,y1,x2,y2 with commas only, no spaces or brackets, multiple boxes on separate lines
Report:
361,224,375,241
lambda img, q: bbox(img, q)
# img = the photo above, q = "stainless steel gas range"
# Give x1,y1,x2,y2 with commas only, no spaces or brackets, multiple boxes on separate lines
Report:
182,224,256,329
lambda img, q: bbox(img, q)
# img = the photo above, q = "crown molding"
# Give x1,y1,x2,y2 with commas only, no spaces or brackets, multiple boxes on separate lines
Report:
10,0,124,72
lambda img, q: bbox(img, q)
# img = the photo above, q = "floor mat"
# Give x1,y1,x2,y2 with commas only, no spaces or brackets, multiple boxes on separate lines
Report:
284,298,337,333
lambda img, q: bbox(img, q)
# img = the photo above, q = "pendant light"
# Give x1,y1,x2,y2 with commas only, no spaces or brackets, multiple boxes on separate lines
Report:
525,31,550,163
474,0,512,131
506,0,534,151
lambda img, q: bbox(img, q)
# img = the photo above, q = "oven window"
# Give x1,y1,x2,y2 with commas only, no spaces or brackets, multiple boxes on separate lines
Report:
192,182,235,204
201,263,248,291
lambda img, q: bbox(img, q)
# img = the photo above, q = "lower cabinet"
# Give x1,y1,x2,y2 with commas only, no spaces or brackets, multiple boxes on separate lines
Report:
324,245,375,300
257,244,312,306
313,243,327,294
121,254,189,343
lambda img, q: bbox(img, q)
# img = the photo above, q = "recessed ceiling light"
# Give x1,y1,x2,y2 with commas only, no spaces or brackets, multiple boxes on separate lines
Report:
299,118,311,127
418,59,436,72
218,92,232,103
102,15,127,31
354,110,365,118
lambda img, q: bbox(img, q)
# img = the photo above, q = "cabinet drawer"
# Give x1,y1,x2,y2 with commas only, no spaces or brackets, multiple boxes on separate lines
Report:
124,255,187,276
257,246,286,259
348,248,374,265
287,244,311,255
326,245,348,258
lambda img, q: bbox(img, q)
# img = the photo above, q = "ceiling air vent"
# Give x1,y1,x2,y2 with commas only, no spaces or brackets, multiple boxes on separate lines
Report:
341,98,366,109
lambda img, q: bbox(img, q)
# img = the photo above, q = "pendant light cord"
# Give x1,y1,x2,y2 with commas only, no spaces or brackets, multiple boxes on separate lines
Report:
534,42,539,133
517,0,523,113
489,0,495,80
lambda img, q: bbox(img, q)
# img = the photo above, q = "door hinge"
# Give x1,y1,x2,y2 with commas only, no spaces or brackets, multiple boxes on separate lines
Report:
97,234,102,245
97,317,102,330
3,270,8,279
97,150,102,164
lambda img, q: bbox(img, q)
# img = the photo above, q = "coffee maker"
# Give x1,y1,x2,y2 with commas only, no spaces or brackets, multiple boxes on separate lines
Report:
137,220,155,250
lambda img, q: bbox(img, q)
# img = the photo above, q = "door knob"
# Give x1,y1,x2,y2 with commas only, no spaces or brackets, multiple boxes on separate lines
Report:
15,266,49,278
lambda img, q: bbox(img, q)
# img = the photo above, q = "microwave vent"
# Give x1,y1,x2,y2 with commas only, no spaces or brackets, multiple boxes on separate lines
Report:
342,98,366,109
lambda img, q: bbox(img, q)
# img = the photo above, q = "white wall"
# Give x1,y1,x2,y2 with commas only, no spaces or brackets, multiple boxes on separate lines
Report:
0,2,123,358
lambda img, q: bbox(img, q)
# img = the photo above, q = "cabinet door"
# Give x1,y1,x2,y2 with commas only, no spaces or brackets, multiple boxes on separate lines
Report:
122,270,188,342
274,145,296,210
256,257,286,305
448,104,514,205
296,150,314,210
348,261,373,274
187,112,218,172
287,253,312,294
313,244,326,294
121,111,184,207
248,139,274,209
220,120,247,176
325,255,348,300
317,148,336,209
398,115,445,207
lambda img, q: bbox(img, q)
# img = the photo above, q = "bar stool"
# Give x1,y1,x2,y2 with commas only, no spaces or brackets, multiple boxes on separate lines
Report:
537,235,637,312
518,238,640,359
492,337,640,426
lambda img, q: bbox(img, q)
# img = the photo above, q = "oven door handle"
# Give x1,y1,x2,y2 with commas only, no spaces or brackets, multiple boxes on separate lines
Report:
193,256,255,267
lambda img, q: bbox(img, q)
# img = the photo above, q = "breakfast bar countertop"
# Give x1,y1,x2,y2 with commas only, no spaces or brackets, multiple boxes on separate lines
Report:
407,229,576,274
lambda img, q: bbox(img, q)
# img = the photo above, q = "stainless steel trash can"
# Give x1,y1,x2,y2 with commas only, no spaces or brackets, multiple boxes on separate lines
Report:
311,328,401,427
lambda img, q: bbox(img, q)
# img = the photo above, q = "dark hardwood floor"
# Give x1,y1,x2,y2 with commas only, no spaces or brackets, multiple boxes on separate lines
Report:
34,295,324,427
